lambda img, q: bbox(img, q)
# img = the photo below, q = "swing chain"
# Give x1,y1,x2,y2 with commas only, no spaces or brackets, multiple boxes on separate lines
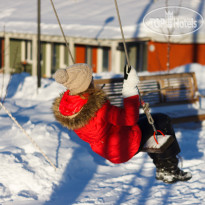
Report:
113,0,130,67
50,0,75,64
141,99,158,134
113,0,159,135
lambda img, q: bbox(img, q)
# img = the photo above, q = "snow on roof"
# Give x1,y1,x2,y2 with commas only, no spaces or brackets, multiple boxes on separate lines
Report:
0,0,205,43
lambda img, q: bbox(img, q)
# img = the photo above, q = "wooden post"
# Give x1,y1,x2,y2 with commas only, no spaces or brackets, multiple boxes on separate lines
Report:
37,0,41,88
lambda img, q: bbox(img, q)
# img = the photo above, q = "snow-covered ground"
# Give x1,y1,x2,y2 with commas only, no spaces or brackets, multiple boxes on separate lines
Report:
0,63,205,205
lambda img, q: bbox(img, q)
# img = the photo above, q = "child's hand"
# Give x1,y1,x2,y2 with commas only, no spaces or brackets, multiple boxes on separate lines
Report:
122,65,139,98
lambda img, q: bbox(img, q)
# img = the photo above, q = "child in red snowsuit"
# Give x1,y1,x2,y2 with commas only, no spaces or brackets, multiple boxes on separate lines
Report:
52,63,191,183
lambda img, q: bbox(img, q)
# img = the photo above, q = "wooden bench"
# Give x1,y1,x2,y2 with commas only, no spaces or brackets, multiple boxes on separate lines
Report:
94,72,205,124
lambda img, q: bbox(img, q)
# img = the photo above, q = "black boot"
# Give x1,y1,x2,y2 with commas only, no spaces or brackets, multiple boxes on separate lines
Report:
154,156,192,183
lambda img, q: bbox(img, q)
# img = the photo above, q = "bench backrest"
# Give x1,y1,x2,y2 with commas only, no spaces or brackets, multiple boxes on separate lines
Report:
94,72,199,107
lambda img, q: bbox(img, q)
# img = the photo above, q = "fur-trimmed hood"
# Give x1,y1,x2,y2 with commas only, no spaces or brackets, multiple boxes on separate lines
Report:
52,89,107,130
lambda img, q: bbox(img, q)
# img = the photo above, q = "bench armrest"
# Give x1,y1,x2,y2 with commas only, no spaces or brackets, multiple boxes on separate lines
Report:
196,91,205,98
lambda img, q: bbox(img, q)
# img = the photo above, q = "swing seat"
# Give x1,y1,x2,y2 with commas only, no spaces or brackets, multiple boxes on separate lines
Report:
142,134,174,153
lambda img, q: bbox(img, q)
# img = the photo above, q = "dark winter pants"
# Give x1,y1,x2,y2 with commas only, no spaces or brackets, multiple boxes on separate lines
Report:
137,113,180,159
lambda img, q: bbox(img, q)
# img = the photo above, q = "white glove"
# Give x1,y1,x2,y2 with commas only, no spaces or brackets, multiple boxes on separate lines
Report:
122,65,139,98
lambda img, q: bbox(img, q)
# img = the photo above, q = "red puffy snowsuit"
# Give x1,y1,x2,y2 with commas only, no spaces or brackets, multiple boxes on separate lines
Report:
52,89,142,164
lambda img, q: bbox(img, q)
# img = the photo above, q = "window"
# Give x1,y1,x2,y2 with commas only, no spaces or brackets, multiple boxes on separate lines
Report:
64,44,69,66
86,46,92,65
102,47,110,72
10,39,21,70
0,39,3,68
119,41,147,72
25,40,32,61
52,44,57,72
51,43,60,74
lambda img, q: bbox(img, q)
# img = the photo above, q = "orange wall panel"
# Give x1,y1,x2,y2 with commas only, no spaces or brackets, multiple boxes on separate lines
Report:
92,47,97,73
75,45,98,73
75,45,86,63
147,41,205,72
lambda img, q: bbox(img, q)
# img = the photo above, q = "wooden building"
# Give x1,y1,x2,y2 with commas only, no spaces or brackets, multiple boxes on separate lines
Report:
0,0,205,76
0,32,148,77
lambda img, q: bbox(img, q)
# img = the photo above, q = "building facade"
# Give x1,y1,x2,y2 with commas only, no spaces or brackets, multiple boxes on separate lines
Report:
1,31,205,77
0,32,148,77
